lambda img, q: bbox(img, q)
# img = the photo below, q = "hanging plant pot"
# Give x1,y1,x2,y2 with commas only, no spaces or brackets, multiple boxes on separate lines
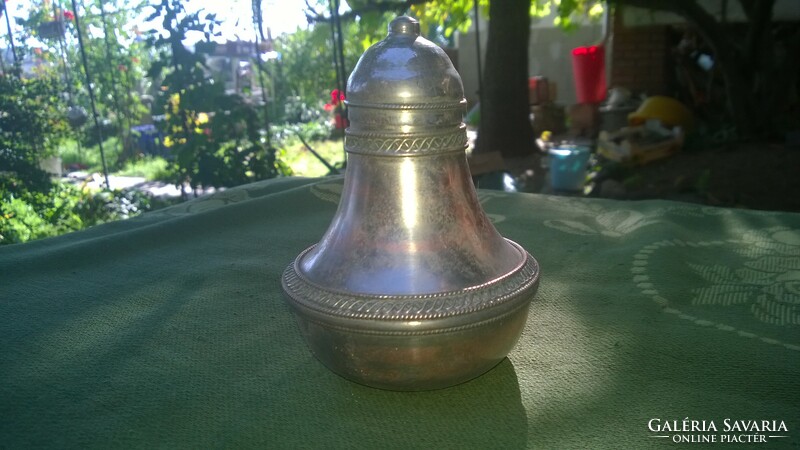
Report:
67,106,88,128
38,20,66,40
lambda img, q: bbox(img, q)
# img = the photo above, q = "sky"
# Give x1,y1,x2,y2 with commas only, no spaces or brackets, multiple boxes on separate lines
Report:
198,0,311,39
4,0,315,44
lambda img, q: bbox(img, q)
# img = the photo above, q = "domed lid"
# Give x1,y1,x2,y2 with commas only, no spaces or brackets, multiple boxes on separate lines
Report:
346,16,464,107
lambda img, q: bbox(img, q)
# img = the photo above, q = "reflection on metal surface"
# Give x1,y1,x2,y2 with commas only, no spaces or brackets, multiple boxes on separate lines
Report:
281,16,541,391
400,158,418,229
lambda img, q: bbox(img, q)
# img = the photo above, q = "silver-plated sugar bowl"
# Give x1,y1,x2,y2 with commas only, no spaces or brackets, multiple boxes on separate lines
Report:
281,16,540,391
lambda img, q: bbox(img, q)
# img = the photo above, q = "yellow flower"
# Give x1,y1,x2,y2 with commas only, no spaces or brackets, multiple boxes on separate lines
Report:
169,93,181,114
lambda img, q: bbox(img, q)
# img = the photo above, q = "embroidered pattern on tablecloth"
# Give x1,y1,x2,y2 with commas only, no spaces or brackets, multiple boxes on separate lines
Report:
631,227,799,352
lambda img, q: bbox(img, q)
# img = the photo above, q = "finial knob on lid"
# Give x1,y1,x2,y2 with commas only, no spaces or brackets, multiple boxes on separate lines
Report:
389,15,420,36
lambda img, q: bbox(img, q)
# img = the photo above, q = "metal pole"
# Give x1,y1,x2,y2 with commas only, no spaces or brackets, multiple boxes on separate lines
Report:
121,54,135,136
1,0,18,68
97,0,126,155
252,0,272,148
473,0,485,123
70,0,110,188
52,0,75,97
52,0,88,166
328,0,346,161
333,0,347,92
327,0,342,96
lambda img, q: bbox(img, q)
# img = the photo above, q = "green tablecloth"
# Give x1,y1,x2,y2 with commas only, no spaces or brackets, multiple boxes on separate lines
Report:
2,176,799,448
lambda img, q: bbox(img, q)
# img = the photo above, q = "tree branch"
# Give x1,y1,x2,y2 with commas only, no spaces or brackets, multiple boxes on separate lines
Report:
303,0,325,23
304,0,430,24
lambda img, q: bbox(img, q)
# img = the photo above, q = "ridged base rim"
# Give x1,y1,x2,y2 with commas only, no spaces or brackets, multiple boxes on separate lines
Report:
281,239,540,330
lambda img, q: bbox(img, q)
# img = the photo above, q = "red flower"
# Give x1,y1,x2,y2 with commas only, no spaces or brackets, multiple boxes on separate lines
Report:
118,64,128,72
63,10,75,20
330,89,345,106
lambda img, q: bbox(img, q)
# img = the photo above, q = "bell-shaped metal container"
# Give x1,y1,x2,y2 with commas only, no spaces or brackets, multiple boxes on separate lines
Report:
282,16,540,391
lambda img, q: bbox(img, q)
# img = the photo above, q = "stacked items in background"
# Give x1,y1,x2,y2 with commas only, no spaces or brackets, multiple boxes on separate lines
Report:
528,76,565,138
598,95,693,166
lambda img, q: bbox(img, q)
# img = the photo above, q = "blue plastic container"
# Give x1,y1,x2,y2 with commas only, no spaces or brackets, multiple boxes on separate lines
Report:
548,146,590,191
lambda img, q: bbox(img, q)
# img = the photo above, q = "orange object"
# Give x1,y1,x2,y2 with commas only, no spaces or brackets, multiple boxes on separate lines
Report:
628,96,694,131
528,76,548,105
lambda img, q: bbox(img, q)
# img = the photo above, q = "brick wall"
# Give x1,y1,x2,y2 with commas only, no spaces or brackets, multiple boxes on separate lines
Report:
610,10,671,95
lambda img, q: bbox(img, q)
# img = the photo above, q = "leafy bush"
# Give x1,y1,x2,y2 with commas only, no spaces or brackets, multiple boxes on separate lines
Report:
145,0,291,191
282,96,326,124
0,72,69,193
0,181,157,245
80,119,120,148
271,120,334,145
58,136,124,173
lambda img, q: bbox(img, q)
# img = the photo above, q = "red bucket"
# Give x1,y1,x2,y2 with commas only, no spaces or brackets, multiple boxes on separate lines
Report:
571,45,606,103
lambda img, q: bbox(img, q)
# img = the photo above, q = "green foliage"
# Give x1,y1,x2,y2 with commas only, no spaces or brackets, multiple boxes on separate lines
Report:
0,71,154,246
1,195,65,244
77,0,150,135
0,72,166,246
303,0,395,51
0,71,69,220
145,0,289,190
59,136,123,173
15,0,150,149
268,24,362,110
0,181,154,245
0,72,69,165
550,0,604,31
410,0,488,38
117,156,172,181
351,10,399,50
279,139,345,178
406,0,603,35
0,184,83,244
271,120,335,146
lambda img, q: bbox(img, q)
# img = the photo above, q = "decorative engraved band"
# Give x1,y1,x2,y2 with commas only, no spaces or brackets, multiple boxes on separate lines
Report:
344,99,467,110
345,127,468,155
347,107,464,130
281,240,540,322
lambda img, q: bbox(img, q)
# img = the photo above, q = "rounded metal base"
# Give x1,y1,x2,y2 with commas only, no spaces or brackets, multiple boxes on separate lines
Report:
282,240,540,391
